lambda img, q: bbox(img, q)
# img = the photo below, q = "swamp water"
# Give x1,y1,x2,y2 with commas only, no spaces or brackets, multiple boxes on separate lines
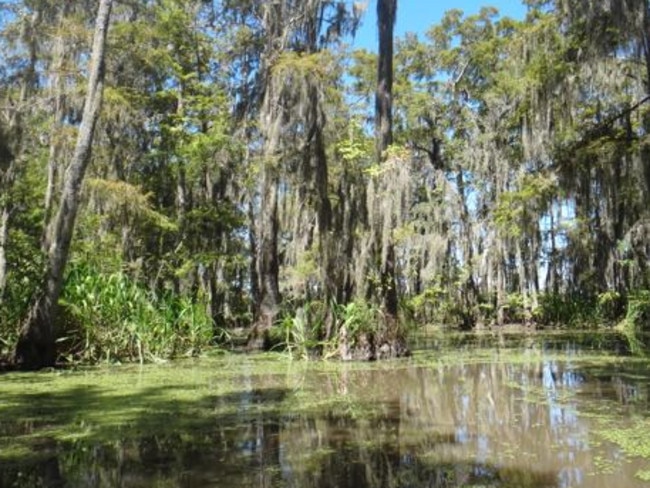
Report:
1,331,650,487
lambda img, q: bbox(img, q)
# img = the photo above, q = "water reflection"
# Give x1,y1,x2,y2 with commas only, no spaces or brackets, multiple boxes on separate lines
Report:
2,335,650,487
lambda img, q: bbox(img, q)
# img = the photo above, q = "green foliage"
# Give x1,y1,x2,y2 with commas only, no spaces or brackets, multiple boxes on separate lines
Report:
272,306,314,359
337,300,381,340
336,129,372,165
406,283,482,328
273,51,335,83
502,293,527,323
269,300,338,358
0,157,46,360
269,299,390,357
86,178,177,231
406,285,449,325
596,290,623,322
0,225,43,351
622,290,650,331
533,292,599,327
347,49,377,102
58,264,213,363
494,174,555,237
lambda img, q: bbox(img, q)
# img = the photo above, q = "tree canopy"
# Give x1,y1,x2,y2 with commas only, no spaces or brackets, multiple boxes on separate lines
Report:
1,0,650,367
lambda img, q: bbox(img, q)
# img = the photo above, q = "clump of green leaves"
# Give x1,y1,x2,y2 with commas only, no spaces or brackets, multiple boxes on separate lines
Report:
336,300,382,341
268,299,395,358
623,290,650,331
615,290,650,354
596,290,623,323
533,292,599,327
405,282,476,328
271,304,322,359
58,264,213,363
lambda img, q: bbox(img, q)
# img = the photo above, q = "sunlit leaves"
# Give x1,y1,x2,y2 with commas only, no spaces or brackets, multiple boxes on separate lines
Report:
85,178,177,231
494,173,556,237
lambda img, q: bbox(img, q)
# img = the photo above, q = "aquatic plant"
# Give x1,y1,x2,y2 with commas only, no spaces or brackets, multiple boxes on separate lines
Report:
273,306,313,359
58,264,213,363
593,418,650,481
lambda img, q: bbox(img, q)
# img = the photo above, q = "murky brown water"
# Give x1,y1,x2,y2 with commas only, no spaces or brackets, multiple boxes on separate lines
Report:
1,331,650,487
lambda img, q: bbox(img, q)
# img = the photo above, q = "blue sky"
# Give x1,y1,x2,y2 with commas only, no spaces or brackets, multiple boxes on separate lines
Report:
352,0,528,50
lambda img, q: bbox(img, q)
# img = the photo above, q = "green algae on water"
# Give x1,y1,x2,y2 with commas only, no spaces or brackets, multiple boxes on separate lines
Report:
3,331,650,487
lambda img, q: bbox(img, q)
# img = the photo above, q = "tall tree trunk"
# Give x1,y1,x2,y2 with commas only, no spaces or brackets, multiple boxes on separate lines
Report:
14,0,113,370
496,241,506,326
249,169,281,349
642,0,650,95
0,132,14,301
248,199,260,315
0,144,15,306
246,3,285,349
248,69,282,349
376,0,396,160
0,198,10,301
375,0,398,320
546,206,559,294
308,81,337,339
457,168,479,328
43,6,70,232
639,1,650,215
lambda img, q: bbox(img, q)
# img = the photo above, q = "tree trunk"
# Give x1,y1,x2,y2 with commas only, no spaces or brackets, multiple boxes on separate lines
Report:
248,169,281,349
376,0,399,320
546,206,559,294
0,203,10,301
246,3,285,349
43,6,71,232
248,70,281,348
376,0,396,161
496,242,506,326
0,133,14,300
356,0,407,360
14,0,113,370
639,2,650,223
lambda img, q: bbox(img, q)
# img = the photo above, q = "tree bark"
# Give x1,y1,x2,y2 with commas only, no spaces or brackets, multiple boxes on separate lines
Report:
248,65,282,349
0,202,10,301
376,0,398,319
376,0,396,160
247,3,284,349
0,130,14,300
14,0,113,370
43,5,71,233
248,168,281,349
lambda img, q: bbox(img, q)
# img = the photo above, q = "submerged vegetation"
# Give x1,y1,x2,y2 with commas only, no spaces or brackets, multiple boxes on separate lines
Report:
1,0,650,367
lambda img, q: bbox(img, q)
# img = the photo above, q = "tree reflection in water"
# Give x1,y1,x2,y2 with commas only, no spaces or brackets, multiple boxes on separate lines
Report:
1,335,650,487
